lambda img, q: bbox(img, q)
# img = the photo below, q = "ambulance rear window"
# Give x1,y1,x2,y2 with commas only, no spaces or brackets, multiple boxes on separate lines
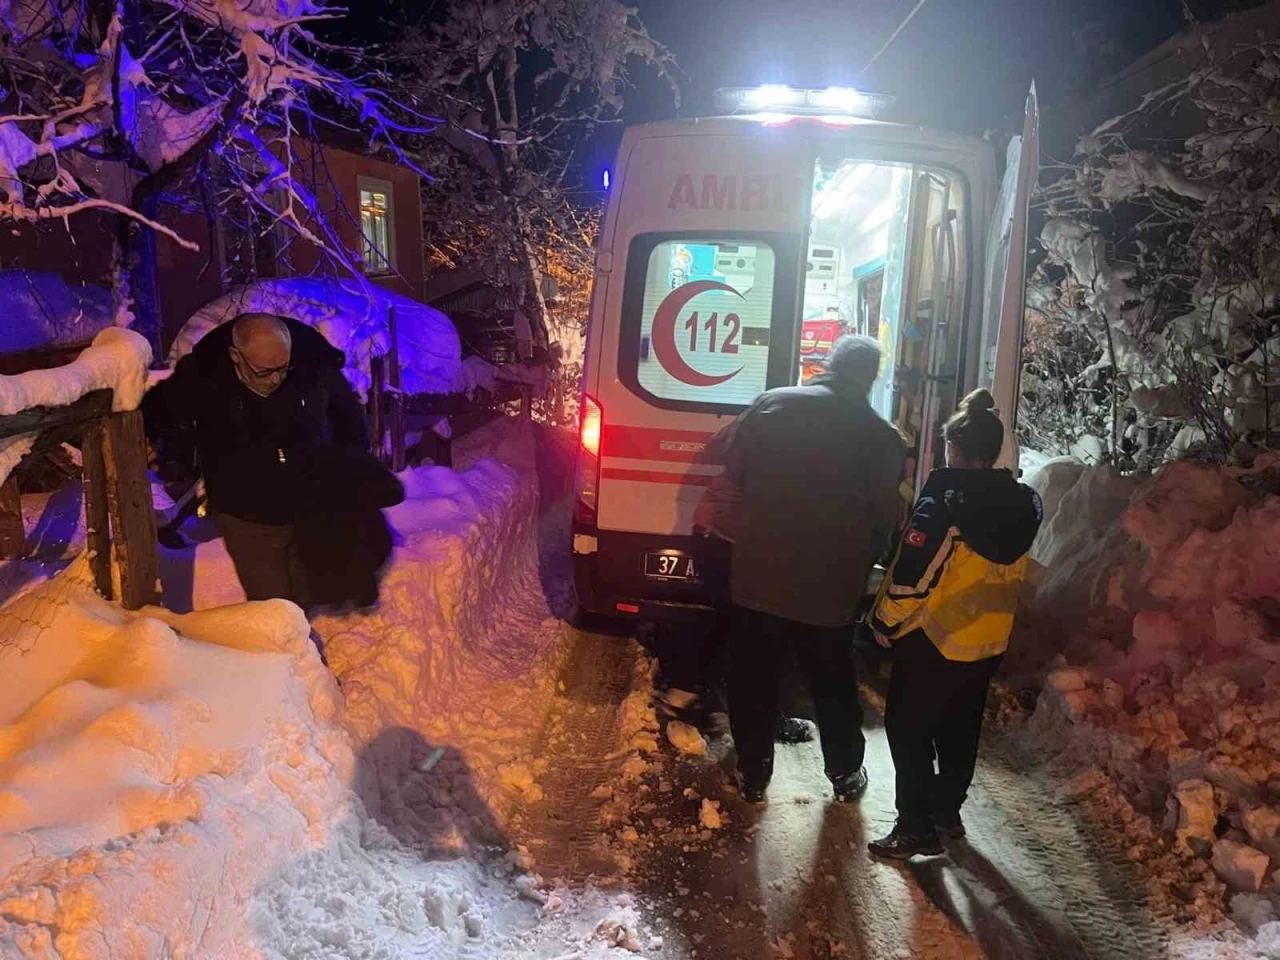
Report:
620,235,793,411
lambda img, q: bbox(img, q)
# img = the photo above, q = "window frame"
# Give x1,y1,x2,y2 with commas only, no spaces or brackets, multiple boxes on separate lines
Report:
618,230,802,415
357,175,396,276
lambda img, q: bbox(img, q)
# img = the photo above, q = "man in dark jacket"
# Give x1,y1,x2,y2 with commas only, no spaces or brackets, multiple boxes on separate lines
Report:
723,334,905,803
143,313,403,609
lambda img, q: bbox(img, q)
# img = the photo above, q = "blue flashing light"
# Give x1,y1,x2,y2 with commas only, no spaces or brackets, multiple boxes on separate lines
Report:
602,169,611,191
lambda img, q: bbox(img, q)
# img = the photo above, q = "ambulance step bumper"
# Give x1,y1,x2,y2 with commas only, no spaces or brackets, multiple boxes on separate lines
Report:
572,529,728,623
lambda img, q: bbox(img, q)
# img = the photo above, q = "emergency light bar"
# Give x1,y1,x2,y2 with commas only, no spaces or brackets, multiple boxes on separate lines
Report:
714,86,895,120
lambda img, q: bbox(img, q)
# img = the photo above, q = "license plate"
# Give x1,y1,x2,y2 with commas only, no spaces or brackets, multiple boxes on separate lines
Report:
644,552,699,581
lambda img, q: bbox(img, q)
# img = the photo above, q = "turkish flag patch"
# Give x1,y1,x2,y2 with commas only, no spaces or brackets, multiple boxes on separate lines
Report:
905,528,927,548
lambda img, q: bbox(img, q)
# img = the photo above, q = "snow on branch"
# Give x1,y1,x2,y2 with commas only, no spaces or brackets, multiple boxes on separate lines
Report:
1027,38,1280,468
0,196,200,249
1097,151,1209,205
0,0,436,297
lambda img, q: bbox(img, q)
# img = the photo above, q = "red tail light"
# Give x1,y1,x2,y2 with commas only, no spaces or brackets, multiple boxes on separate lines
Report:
580,396,602,458
576,395,603,526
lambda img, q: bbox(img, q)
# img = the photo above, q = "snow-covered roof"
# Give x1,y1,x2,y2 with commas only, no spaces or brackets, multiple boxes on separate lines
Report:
169,278,463,397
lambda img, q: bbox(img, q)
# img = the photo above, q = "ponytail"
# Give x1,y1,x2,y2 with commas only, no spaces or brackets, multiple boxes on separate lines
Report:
943,388,1003,466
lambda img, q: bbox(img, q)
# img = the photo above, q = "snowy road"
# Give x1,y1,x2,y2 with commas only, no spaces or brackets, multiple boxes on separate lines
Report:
508,627,1169,960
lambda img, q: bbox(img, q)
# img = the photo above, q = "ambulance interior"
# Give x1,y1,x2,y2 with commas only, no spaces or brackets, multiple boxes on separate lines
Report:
801,158,966,477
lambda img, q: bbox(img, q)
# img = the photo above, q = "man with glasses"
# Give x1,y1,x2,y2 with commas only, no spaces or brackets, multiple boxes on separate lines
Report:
145,313,400,610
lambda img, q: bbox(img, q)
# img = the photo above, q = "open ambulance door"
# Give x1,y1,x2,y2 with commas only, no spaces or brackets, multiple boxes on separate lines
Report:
978,83,1039,470
901,169,962,496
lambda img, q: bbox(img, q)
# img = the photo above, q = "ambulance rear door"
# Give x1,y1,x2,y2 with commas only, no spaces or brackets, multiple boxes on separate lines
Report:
977,85,1039,468
592,127,812,539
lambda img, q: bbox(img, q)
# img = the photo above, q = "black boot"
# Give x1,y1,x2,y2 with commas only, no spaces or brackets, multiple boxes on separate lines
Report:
735,770,768,804
775,716,814,743
934,812,966,841
868,822,944,860
830,766,869,802
735,756,773,805
700,684,731,737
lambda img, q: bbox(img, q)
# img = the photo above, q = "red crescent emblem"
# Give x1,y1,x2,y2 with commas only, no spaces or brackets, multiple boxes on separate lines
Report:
651,280,745,387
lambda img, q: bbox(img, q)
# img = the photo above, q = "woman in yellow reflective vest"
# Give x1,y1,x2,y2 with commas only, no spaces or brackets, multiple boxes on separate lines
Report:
868,388,1043,859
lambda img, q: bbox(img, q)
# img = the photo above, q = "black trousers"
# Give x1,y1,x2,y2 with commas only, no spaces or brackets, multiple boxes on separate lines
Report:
695,534,734,716
217,512,309,606
885,630,1000,833
729,606,865,786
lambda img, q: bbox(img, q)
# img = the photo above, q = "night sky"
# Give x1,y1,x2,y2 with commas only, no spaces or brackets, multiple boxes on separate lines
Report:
581,0,1209,183
357,0,1248,189
624,0,1189,128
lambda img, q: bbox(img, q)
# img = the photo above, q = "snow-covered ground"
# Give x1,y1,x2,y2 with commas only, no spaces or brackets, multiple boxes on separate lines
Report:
0,565,364,957
315,419,573,831
0,416,661,959
7,397,1280,959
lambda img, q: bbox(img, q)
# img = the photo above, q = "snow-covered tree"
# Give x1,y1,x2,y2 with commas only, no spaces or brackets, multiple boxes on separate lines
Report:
1028,42,1280,467
0,0,433,352
393,0,677,420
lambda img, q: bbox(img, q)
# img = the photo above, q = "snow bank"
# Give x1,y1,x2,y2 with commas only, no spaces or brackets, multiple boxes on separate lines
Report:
0,533,563,958
0,416,631,958
0,558,356,957
169,278,461,398
315,416,571,830
0,273,112,355
1015,457,1280,946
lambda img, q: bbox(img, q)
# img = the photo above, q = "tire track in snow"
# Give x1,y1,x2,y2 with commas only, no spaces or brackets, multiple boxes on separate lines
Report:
512,626,638,883
956,740,1169,959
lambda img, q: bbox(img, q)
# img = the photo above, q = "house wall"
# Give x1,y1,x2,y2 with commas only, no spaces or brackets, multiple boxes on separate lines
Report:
0,139,426,360
288,140,426,303
154,208,225,354
0,213,116,287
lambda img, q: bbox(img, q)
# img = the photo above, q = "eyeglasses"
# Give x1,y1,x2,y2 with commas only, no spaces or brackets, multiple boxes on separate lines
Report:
231,347,291,379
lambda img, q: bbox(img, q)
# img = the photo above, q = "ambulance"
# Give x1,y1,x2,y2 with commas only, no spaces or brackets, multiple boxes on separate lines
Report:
573,85,1038,621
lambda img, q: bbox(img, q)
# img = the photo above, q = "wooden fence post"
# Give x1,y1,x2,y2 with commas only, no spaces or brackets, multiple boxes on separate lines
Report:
0,474,24,560
103,410,160,610
81,418,114,600
369,354,386,464
387,306,406,473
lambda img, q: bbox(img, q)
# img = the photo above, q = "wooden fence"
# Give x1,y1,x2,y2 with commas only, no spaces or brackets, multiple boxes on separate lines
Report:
366,307,531,472
1,310,534,615
0,391,160,611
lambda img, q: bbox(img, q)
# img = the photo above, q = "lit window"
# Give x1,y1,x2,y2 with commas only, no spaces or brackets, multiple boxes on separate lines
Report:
358,177,395,273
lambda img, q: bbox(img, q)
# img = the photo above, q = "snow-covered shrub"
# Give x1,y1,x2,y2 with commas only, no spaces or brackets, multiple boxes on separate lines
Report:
1028,45,1280,468
396,3,673,420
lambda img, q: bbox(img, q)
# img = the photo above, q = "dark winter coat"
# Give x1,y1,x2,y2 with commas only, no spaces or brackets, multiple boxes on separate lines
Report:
144,319,405,606
723,372,906,628
692,418,743,543
144,319,395,522
871,467,1043,661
